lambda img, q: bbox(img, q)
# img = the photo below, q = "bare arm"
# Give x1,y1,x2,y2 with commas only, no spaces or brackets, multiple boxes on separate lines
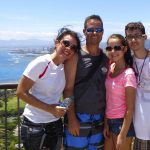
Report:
64,54,80,136
116,86,136,149
64,54,78,98
103,117,110,139
16,76,66,118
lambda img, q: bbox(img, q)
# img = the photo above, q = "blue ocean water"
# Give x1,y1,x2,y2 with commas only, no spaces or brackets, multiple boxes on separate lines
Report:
0,47,49,83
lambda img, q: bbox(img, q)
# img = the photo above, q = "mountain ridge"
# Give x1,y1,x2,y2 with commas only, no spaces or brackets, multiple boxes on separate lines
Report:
0,39,150,49
0,39,52,48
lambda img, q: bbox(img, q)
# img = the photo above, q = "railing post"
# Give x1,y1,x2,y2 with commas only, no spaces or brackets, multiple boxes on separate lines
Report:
0,83,19,150
17,96,21,150
4,89,8,150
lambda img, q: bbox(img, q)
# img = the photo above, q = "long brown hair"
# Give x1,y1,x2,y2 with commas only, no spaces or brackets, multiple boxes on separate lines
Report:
107,34,133,68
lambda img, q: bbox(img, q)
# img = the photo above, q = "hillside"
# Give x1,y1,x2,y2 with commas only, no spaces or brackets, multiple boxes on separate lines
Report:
0,39,150,49
0,39,51,48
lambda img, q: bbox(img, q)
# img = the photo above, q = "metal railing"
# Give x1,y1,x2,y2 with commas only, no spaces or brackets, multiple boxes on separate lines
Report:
0,83,23,150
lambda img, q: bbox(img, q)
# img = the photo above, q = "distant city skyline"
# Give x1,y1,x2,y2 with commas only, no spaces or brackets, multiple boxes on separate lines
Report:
0,0,150,42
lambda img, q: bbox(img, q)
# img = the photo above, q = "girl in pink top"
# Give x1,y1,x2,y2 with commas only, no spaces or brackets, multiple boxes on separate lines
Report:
104,34,137,150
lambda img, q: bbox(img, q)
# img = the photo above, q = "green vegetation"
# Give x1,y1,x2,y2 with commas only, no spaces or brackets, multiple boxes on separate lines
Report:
0,96,25,112
0,91,25,150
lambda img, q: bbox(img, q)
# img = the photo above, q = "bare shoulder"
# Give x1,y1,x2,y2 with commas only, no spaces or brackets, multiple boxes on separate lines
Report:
64,55,78,97
64,54,78,72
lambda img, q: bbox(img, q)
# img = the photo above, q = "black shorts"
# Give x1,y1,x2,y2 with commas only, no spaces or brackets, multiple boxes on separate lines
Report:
21,116,63,150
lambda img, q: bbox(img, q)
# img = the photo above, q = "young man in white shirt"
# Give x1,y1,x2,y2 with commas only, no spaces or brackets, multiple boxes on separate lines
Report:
125,22,150,150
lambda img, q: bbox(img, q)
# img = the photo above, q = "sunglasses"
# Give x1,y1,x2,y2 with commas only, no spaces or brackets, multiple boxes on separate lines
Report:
61,40,78,52
86,27,103,33
106,45,123,52
125,34,145,41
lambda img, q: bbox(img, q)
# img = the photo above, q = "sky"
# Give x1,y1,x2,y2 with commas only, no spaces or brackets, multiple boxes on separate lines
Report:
0,0,150,42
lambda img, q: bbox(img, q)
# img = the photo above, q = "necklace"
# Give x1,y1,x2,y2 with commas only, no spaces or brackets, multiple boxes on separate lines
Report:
134,51,149,87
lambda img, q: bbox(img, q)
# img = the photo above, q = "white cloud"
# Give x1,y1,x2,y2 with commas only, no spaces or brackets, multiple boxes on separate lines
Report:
104,22,125,41
145,23,150,38
0,31,56,40
104,22,150,41
0,22,150,41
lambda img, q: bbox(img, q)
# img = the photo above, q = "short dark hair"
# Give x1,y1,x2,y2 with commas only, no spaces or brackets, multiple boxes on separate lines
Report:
84,15,103,29
125,22,145,34
56,27,81,53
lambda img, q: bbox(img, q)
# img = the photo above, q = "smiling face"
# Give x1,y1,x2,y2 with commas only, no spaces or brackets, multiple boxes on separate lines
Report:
55,34,78,61
83,19,103,46
106,37,127,64
126,29,147,53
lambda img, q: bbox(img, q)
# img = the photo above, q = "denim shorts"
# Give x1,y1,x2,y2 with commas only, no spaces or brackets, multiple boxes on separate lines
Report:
107,118,135,137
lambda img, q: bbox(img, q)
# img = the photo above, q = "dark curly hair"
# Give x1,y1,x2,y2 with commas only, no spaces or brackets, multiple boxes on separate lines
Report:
125,22,145,35
56,27,81,53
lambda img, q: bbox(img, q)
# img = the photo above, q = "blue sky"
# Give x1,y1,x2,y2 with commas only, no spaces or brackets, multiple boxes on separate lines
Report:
0,0,150,42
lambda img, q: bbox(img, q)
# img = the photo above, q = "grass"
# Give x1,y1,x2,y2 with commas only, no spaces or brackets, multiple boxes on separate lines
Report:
0,94,26,150
0,96,25,113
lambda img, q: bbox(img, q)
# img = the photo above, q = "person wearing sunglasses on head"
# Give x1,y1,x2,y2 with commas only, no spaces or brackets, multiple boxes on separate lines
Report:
104,34,136,150
63,15,108,150
16,27,81,150
125,22,150,150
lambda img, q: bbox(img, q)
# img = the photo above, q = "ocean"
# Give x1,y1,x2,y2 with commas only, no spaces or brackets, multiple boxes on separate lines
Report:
0,47,49,83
